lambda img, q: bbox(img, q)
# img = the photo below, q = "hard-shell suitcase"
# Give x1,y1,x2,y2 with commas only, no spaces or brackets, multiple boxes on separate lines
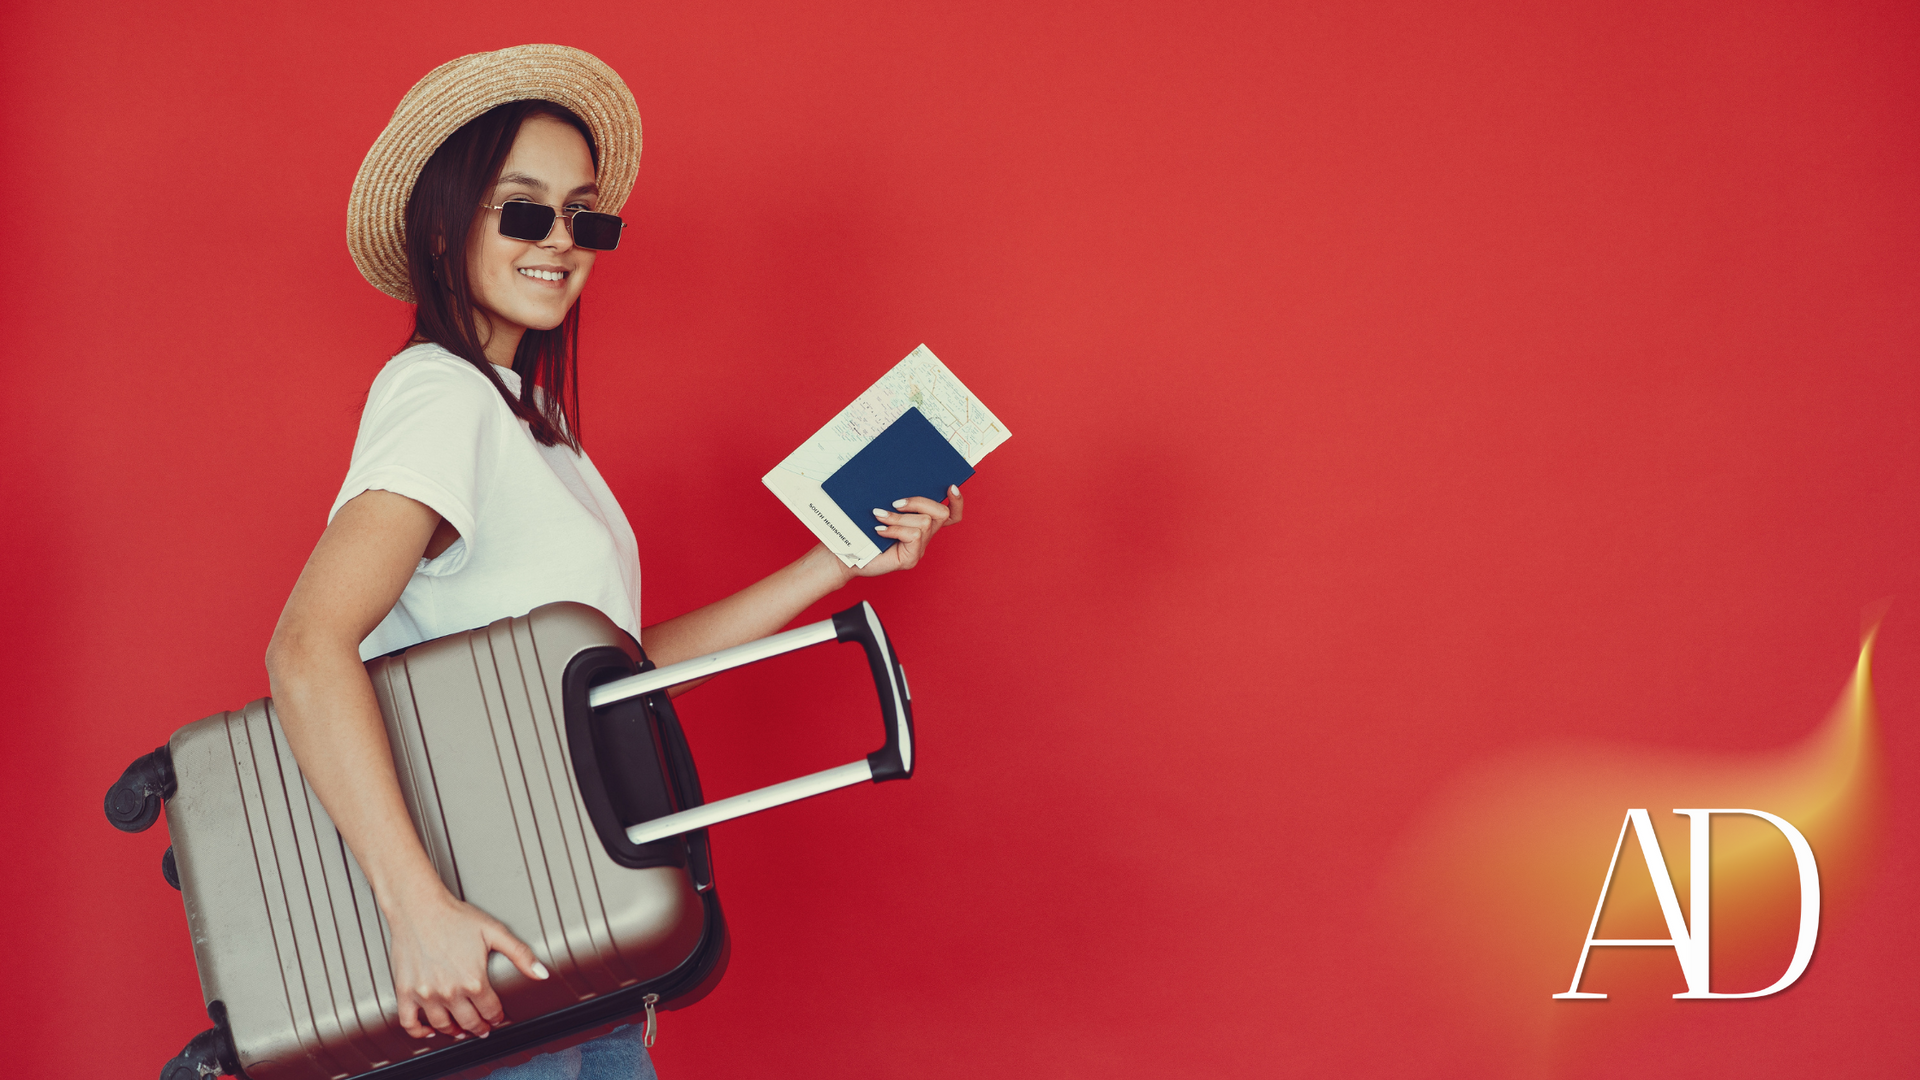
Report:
107,600,915,1080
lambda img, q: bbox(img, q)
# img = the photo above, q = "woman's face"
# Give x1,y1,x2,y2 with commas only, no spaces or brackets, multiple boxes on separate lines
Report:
466,115,600,341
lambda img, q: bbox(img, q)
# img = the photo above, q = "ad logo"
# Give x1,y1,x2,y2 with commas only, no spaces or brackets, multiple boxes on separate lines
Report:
1554,808,1819,1000
1378,620,1876,1056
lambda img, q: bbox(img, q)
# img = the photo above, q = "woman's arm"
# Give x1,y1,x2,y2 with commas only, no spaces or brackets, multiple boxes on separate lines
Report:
640,488,962,676
265,490,548,1042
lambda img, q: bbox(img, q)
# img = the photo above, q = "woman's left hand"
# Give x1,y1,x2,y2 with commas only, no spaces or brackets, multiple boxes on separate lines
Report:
851,485,964,577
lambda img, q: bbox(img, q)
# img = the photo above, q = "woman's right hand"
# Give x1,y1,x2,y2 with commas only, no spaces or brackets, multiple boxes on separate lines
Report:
384,878,551,1040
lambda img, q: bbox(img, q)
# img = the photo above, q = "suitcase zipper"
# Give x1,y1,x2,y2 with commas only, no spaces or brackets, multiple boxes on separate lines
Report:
642,992,660,1048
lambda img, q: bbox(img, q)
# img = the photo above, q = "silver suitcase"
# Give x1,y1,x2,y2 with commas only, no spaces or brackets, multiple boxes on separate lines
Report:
107,601,914,1079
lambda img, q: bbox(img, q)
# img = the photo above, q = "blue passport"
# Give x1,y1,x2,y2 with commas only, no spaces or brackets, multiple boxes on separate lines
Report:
822,407,975,554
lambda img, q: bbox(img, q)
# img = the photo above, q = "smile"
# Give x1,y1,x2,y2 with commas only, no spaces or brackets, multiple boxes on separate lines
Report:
518,268,568,282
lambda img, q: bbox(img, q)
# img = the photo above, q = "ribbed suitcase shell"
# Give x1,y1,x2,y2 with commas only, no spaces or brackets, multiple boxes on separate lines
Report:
164,603,713,1079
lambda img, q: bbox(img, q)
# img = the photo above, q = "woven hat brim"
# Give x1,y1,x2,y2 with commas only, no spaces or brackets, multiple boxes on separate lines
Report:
346,44,642,303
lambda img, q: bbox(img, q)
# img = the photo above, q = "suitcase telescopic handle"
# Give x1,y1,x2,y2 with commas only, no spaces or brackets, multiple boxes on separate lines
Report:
587,601,915,846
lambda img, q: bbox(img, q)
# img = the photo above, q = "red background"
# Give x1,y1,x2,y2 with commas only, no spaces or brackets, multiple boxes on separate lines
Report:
3,2,1917,1076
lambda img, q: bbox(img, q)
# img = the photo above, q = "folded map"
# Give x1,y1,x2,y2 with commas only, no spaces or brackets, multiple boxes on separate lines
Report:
762,344,1012,567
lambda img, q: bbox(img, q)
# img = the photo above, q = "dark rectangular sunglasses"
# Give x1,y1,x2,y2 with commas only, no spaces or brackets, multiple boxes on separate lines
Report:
486,200,626,251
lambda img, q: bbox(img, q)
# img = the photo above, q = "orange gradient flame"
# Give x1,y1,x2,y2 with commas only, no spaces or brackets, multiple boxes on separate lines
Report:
1377,623,1881,1071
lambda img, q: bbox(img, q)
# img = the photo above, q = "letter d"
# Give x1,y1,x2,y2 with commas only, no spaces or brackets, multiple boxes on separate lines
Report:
1670,809,1821,999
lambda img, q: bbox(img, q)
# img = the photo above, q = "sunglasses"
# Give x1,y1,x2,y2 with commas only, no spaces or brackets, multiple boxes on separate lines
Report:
482,200,626,251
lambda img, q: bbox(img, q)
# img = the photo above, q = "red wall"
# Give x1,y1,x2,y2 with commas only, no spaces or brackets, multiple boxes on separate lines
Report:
3,2,1917,1076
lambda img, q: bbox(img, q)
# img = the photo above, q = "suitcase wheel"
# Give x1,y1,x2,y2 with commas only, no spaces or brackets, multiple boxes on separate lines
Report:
104,746,175,833
159,1005,239,1080
161,846,180,891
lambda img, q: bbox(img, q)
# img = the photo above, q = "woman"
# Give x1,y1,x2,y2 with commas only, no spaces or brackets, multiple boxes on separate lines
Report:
266,45,959,1077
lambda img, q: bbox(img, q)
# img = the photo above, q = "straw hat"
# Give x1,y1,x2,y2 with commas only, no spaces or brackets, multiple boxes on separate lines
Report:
347,44,642,303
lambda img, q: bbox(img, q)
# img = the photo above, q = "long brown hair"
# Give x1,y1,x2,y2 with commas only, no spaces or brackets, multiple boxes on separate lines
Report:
403,100,596,449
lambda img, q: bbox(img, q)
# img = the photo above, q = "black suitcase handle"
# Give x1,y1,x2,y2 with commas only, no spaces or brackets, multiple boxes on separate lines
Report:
587,601,915,845
831,601,914,782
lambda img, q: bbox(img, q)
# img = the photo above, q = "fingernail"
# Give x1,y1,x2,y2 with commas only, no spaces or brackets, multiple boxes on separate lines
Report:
872,508,888,519
892,498,908,509
949,485,959,496
532,962,551,980
875,525,887,533
478,1030,490,1039
454,1034,467,1041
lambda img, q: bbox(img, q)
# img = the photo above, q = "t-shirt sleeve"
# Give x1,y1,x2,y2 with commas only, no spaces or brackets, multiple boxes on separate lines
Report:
328,357,503,577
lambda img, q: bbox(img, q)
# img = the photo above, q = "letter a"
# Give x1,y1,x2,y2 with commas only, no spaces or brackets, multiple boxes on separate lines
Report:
1553,809,1703,999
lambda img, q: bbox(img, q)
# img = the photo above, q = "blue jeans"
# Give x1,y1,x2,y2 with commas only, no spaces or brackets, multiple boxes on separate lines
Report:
481,1025,657,1080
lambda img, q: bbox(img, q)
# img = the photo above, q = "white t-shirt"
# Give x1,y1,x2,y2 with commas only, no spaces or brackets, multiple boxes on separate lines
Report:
329,343,642,661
